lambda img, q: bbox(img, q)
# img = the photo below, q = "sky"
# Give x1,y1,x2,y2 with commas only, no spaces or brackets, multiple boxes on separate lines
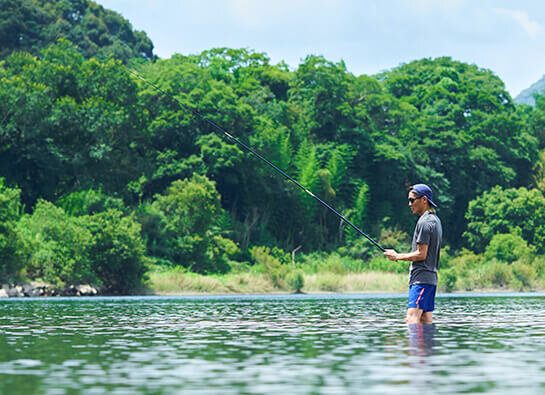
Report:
93,0,545,97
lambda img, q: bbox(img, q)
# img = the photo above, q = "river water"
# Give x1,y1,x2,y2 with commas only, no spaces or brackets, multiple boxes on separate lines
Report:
1,293,545,394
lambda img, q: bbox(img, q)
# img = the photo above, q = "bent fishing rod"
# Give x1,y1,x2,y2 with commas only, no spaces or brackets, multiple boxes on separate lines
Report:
128,69,385,252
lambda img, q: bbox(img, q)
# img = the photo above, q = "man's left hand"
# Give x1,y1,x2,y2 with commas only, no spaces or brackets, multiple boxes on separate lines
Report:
384,249,398,261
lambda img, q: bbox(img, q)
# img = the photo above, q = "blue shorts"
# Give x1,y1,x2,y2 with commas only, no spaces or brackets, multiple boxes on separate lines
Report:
408,284,436,312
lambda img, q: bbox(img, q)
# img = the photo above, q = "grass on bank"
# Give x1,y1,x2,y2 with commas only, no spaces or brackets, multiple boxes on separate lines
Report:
147,248,545,295
148,267,409,295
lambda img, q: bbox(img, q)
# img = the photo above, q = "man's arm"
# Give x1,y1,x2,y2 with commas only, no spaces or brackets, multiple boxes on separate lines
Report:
384,243,429,262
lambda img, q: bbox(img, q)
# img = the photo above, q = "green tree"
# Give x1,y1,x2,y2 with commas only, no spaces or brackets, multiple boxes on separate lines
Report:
0,179,24,281
0,40,146,206
484,232,533,263
464,186,545,253
380,57,538,243
84,209,147,294
0,0,154,62
150,174,236,273
17,200,95,286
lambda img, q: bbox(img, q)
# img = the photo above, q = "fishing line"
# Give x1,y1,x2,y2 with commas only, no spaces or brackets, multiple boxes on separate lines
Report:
127,68,385,252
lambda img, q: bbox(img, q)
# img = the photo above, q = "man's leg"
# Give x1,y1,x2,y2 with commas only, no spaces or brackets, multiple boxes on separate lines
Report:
406,307,423,324
420,311,433,324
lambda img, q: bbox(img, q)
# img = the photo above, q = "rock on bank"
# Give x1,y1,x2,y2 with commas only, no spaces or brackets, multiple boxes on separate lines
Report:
0,283,99,297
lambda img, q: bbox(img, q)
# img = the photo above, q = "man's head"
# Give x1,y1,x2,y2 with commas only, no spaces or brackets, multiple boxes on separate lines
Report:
408,184,437,215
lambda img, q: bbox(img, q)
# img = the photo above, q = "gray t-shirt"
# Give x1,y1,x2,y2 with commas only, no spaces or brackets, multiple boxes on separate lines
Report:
409,211,442,286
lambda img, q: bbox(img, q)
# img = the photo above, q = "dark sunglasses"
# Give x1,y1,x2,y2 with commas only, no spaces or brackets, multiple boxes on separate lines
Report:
408,196,423,204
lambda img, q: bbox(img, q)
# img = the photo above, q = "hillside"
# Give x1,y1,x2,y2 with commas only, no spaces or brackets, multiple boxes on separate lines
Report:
0,0,155,62
515,74,545,106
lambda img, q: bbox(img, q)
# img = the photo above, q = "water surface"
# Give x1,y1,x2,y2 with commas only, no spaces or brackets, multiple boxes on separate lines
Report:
1,293,545,394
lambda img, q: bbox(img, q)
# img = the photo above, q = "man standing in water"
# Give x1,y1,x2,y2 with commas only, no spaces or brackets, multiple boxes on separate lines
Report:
384,184,442,324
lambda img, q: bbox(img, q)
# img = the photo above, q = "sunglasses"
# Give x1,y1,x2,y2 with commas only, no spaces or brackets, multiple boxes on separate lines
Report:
408,196,423,204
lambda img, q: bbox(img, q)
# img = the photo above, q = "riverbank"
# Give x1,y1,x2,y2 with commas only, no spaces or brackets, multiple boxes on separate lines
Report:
0,282,99,297
3,268,543,298
147,269,544,295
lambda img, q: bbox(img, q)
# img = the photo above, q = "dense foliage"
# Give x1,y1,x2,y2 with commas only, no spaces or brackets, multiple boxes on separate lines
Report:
0,0,154,62
2,0,545,293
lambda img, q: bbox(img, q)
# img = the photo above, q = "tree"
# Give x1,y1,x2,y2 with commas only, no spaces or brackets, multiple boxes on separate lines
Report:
0,40,145,206
464,186,545,253
84,209,148,294
0,179,24,280
379,57,538,244
0,0,154,62
150,174,237,273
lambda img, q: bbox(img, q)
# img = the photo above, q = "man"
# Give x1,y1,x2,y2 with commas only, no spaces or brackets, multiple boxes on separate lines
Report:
384,184,442,325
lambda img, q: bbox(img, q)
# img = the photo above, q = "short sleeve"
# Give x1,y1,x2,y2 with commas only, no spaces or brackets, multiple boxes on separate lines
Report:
415,222,433,245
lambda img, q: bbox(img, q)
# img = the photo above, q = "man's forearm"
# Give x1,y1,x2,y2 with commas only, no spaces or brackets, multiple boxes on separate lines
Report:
395,251,426,262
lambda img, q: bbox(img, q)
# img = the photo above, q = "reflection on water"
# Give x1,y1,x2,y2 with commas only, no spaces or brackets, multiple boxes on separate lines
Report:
408,323,435,356
1,293,545,394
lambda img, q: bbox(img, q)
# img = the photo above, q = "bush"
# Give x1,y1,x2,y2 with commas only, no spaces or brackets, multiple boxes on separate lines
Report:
378,227,410,253
510,262,536,290
0,179,25,281
207,235,240,274
439,267,457,292
366,256,408,274
18,200,95,287
228,260,251,273
250,246,288,287
314,273,342,292
442,249,484,291
532,256,545,278
84,209,148,294
484,232,533,263
483,262,513,288
321,254,346,275
464,186,545,253
337,237,374,261
149,174,238,274
286,269,305,292
57,189,125,216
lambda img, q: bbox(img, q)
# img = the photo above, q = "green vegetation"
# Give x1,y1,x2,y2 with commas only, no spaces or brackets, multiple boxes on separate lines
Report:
2,0,545,294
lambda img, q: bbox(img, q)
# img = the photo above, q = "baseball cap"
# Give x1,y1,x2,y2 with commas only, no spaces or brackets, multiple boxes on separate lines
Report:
410,184,437,207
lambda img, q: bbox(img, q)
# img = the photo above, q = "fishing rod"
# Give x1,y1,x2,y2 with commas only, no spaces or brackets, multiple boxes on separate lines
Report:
127,69,385,252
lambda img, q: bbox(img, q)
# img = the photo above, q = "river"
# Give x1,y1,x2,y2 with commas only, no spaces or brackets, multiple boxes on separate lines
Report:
1,293,544,394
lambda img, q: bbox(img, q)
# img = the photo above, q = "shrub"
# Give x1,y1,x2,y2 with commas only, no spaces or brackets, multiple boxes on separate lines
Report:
337,237,373,261
510,262,536,290
314,273,342,292
484,232,533,263
321,254,346,275
366,256,408,274
286,269,305,293
378,227,410,253
57,189,125,216
84,209,148,294
532,256,545,278
449,249,483,270
18,200,95,287
483,262,513,288
250,246,288,287
439,267,457,292
445,249,485,291
464,186,545,253
0,179,25,281
149,174,238,274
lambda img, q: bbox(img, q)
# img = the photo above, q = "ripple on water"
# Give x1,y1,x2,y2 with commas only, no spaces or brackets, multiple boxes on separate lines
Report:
1,294,545,393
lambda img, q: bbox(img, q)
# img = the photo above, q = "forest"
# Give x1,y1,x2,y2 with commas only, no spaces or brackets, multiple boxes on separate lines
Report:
2,0,545,294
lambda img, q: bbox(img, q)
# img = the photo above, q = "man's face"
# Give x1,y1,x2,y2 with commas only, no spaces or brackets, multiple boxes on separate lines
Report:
408,191,425,215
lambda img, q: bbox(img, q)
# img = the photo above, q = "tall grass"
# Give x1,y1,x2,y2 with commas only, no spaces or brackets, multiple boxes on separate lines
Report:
148,265,408,294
